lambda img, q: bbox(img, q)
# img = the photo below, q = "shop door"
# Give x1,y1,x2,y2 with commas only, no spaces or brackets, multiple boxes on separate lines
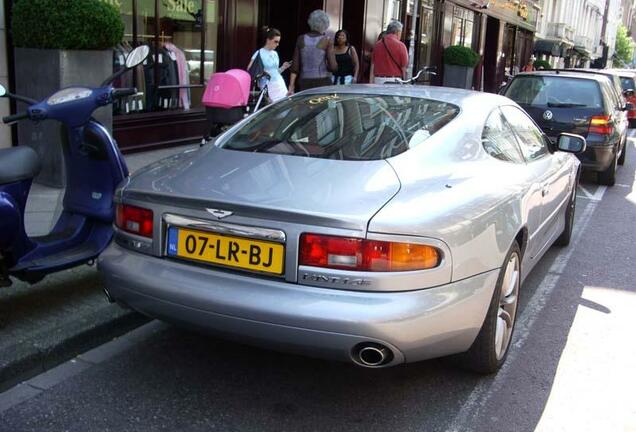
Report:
342,0,365,60
258,0,324,71
503,24,517,76
416,0,436,83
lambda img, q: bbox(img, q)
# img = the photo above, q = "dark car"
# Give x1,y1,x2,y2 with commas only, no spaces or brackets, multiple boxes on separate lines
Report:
562,68,631,135
503,71,627,186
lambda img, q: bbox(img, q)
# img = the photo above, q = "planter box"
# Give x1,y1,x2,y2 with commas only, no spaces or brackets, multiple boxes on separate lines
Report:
443,64,474,90
14,48,112,187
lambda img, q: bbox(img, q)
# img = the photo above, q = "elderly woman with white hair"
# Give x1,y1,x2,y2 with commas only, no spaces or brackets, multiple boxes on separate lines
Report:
288,9,337,93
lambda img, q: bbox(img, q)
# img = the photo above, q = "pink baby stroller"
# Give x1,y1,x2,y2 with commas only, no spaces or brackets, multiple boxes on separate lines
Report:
201,69,270,138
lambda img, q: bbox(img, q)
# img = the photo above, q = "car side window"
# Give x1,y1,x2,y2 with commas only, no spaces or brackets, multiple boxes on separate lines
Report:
500,106,549,162
599,81,614,111
481,109,525,163
606,78,622,109
613,77,626,105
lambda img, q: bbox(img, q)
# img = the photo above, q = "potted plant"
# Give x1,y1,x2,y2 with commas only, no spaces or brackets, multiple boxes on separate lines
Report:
533,59,551,70
11,0,124,186
442,45,480,90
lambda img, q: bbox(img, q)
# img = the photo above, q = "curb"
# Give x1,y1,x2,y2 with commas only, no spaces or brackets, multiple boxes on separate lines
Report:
0,305,149,392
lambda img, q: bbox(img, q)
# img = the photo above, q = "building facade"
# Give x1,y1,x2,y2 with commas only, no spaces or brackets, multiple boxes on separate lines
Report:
534,0,625,69
2,0,540,151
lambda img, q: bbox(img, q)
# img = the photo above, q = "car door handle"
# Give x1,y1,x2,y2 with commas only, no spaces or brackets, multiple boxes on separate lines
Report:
541,183,550,197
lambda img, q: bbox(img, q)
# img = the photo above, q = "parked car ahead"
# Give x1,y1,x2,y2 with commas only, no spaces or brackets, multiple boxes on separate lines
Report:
606,68,636,127
99,86,585,374
563,68,630,115
503,71,627,185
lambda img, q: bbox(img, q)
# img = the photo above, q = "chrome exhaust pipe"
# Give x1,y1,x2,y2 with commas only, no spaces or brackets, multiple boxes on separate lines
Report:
354,343,393,367
103,287,114,303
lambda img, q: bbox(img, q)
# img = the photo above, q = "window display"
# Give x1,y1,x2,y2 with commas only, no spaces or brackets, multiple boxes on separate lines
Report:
384,0,402,29
110,0,218,116
450,6,475,49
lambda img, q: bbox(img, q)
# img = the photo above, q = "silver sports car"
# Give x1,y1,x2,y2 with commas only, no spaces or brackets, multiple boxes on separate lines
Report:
99,85,585,373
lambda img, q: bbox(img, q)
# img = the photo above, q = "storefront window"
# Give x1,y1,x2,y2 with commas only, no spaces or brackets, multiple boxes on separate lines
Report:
384,0,402,29
112,0,150,115
418,0,434,73
450,6,474,48
110,0,218,116
204,0,218,82
158,0,203,111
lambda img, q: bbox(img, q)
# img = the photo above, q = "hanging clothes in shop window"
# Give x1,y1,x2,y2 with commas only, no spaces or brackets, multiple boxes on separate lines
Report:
164,42,191,110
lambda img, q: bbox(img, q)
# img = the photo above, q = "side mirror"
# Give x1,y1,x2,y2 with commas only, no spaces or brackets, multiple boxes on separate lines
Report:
625,102,634,111
125,45,150,69
0,84,6,97
557,133,586,154
623,89,634,98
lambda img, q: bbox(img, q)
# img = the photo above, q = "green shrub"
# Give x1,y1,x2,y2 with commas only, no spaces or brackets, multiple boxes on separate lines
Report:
533,59,551,70
443,45,480,68
12,0,124,49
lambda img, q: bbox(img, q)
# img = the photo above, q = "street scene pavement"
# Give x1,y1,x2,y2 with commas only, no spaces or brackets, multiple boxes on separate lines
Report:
0,145,197,391
0,134,634,431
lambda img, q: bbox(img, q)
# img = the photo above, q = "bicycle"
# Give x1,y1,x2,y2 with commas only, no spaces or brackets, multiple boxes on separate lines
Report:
386,67,437,85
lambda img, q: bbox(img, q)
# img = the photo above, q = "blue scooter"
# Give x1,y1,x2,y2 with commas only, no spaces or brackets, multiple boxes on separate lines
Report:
0,45,150,287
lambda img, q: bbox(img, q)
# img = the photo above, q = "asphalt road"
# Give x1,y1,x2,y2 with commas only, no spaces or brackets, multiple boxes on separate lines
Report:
1,137,635,432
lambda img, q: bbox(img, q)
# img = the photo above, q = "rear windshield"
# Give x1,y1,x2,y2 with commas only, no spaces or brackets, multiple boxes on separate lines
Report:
620,76,635,91
220,94,460,160
505,76,603,109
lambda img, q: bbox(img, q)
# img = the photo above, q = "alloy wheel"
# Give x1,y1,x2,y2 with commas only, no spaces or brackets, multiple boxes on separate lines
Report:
494,252,520,360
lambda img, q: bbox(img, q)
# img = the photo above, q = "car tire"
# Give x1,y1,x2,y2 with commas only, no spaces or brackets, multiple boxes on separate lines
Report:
598,153,617,186
555,182,577,247
456,241,521,374
618,140,627,166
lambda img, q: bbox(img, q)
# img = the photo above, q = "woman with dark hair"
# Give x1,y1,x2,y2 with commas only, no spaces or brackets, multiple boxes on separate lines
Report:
247,27,292,102
333,29,359,85
288,10,337,93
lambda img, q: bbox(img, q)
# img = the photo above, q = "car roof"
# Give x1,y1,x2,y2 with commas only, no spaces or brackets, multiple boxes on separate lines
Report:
295,84,510,111
606,68,636,78
514,71,608,83
562,68,622,77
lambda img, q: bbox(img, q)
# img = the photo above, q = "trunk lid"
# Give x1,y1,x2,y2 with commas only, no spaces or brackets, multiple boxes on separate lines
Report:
521,104,603,139
123,145,401,231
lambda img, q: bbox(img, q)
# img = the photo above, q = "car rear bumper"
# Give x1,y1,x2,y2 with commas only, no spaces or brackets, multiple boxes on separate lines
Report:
98,243,499,367
577,144,616,171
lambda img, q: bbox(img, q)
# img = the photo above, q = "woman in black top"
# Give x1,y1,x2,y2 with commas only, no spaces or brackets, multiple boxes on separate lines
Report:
333,30,359,85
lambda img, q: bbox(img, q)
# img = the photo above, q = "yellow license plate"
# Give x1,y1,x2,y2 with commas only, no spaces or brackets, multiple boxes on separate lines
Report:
167,227,285,275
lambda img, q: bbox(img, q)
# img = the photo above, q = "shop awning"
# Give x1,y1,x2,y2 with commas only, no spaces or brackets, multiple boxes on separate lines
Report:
534,39,563,56
572,46,591,60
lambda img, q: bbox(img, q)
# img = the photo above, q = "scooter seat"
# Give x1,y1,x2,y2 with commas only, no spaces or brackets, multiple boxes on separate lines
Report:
0,146,41,185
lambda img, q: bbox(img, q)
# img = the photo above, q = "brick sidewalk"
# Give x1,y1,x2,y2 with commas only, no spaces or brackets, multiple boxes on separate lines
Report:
1,143,198,391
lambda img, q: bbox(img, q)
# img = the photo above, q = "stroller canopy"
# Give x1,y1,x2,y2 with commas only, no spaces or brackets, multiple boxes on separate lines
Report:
202,69,251,109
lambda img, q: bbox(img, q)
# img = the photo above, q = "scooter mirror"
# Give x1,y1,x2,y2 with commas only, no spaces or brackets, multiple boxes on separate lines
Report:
125,46,150,69
0,85,6,97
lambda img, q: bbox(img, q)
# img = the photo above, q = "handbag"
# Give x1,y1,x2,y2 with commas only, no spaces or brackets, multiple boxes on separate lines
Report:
248,51,265,81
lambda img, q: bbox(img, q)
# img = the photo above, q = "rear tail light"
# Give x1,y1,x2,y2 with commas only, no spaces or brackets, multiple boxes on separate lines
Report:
588,115,614,135
115,204,153,238
299,233,440,272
